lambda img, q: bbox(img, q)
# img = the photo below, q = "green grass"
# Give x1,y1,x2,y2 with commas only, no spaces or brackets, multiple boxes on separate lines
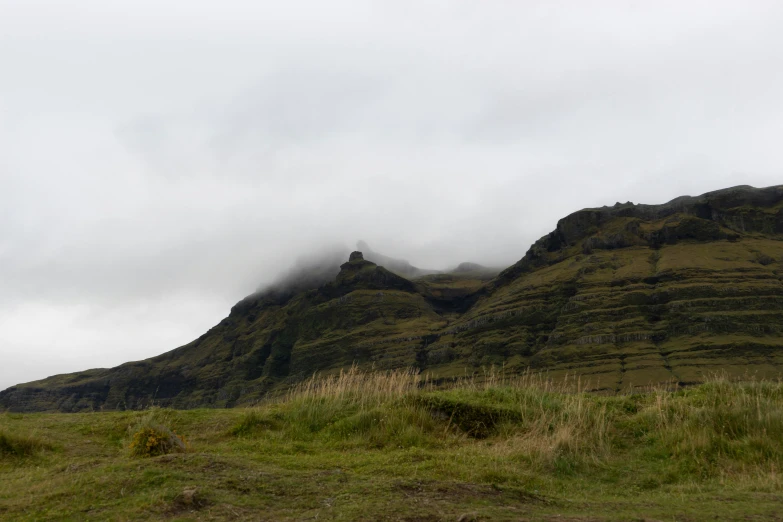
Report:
1,368,782,520
0,429,51,459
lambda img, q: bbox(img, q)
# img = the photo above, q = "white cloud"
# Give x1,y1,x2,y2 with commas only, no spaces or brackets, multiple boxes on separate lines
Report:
1,0,782,389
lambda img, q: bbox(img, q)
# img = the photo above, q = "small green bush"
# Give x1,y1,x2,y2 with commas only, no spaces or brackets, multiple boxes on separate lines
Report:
126,409,189,458
128,425,188,458
129,426,187,457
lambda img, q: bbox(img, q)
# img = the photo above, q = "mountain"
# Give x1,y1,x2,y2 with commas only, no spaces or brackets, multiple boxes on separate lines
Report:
2,184,783,412
357,240,441,278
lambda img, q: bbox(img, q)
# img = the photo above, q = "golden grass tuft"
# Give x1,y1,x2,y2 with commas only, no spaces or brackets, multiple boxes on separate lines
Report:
286,364,423,405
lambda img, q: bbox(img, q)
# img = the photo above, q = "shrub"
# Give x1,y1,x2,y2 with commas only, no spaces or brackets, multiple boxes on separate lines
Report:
127,409,189,458
128,425,188,458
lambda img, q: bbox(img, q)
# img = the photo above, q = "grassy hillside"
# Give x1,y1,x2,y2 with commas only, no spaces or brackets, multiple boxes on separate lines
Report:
438,237,783,388
2,185,782,412
1,369,782,520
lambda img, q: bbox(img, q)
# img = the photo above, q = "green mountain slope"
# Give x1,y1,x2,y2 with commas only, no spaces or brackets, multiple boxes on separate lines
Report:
2,185,783,412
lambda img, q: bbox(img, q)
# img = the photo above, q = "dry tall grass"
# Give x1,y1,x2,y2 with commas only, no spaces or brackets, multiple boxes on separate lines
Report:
231,366,783,481
286,364,424,407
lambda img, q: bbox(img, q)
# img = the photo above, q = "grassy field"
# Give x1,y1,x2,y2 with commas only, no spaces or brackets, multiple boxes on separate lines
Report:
1,368,782,521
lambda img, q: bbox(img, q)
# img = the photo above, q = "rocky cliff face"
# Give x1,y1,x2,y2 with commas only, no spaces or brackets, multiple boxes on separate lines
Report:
2,185,782,412
499,185,783,283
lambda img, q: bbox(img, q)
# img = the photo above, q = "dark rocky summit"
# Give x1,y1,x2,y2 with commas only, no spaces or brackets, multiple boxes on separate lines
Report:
2,185,783,412
498,185,783,283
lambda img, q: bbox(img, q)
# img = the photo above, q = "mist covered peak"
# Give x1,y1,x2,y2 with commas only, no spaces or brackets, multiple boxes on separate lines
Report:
358,241,439,278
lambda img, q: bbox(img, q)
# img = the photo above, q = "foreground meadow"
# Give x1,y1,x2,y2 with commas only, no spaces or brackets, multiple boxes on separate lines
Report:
1,369,782,521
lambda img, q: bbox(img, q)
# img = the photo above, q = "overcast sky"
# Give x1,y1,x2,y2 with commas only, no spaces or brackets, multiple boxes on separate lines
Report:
1,1,782,391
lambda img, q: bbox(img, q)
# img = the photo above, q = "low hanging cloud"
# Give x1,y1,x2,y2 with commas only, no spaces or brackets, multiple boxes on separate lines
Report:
1,1,783,391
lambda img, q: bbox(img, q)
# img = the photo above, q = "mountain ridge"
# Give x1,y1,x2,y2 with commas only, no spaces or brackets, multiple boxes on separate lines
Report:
496,184,783,284
2,184,783,412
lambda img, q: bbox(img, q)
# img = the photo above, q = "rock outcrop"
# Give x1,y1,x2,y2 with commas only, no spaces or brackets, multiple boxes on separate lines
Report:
498,185,783,284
